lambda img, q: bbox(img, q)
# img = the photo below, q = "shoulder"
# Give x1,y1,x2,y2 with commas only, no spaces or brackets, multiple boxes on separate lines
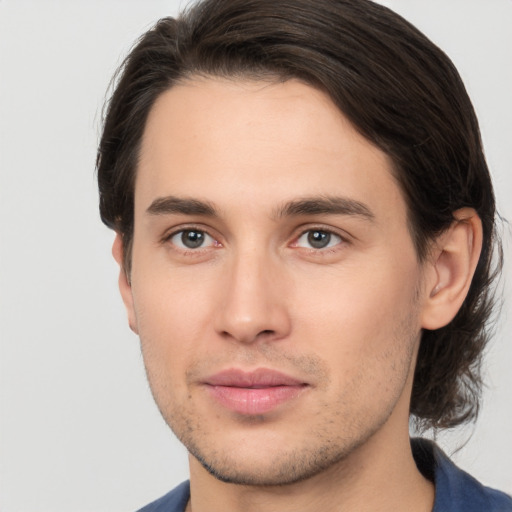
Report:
136,480,190,512
412,438,512,512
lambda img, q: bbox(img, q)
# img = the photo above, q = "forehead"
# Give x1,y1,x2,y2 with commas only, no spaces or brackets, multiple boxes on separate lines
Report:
136,78,406,226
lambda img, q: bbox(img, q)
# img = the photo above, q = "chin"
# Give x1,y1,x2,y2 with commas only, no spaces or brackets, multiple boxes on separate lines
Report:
184,431,368,487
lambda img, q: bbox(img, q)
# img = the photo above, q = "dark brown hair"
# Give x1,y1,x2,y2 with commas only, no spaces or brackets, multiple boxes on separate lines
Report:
97,0,501,430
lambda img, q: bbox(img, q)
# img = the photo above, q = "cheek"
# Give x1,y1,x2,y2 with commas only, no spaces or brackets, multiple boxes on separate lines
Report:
291,256,421,380
131,243,216,328
297,256,418,327
129,268,215,378
131,280,204,418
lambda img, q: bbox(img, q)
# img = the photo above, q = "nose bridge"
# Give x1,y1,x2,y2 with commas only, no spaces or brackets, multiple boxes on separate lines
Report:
215,244,290,344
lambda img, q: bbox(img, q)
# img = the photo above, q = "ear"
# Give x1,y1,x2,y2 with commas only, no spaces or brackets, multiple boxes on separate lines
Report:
421,208,483,330
112,233,139,334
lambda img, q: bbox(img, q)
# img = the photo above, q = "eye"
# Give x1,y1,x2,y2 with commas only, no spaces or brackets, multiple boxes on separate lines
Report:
169,229,216,250
295,229,343,250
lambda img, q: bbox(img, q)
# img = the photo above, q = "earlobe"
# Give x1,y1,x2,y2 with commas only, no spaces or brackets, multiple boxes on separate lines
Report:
421,208,483,330
112,234,139,334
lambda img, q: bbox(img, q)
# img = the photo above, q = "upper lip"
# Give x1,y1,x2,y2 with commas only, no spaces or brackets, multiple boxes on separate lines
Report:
204,368,306,388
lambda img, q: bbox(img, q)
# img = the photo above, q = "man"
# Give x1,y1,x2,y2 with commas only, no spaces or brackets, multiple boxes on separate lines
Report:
96,0,511,510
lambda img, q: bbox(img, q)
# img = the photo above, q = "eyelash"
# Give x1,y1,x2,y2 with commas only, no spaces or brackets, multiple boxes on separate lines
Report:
161,225,349,255
161,225,221,255
291,228,346,253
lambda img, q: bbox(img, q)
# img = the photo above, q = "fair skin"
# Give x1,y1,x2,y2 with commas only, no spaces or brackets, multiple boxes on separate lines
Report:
113,78,482,512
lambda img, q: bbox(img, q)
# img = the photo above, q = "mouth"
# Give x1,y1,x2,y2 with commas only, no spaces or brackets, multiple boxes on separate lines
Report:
203,368,309,415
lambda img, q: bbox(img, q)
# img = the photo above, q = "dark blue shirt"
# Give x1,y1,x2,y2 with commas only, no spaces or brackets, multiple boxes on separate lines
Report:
137,439,512,511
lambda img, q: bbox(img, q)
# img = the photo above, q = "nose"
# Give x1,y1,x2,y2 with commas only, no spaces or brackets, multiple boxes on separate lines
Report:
214,250,292,345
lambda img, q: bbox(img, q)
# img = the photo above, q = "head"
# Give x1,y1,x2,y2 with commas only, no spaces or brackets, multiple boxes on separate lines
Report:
97,0,500,482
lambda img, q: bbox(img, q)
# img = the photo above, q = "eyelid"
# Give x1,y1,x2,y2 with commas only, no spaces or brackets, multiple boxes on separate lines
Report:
159,223,350,252
161,224,222,250
289,224,351,250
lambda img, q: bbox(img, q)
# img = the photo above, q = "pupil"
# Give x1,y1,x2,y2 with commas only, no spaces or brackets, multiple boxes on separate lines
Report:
182,230,204,248
308,231,330,249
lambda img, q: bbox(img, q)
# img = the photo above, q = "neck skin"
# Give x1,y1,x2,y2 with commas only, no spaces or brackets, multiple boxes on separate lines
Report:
186,357,434,512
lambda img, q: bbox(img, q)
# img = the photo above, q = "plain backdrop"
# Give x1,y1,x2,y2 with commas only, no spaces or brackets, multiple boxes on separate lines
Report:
0,1,511,511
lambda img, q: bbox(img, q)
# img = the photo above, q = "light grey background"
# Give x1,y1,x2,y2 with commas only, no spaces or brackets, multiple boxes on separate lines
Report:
0,1,510,511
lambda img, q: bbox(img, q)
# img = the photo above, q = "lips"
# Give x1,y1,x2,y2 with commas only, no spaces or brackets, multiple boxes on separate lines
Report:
203,368,308,415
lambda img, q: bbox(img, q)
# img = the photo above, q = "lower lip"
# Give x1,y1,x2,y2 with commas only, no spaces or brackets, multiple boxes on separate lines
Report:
206,384,306,415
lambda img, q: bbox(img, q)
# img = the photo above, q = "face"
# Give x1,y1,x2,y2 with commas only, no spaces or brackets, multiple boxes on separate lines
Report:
122,78,428,485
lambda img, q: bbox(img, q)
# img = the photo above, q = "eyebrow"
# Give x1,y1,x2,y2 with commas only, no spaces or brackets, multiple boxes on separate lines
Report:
146,194,375,221
275,196,375,221
146,196,217,217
